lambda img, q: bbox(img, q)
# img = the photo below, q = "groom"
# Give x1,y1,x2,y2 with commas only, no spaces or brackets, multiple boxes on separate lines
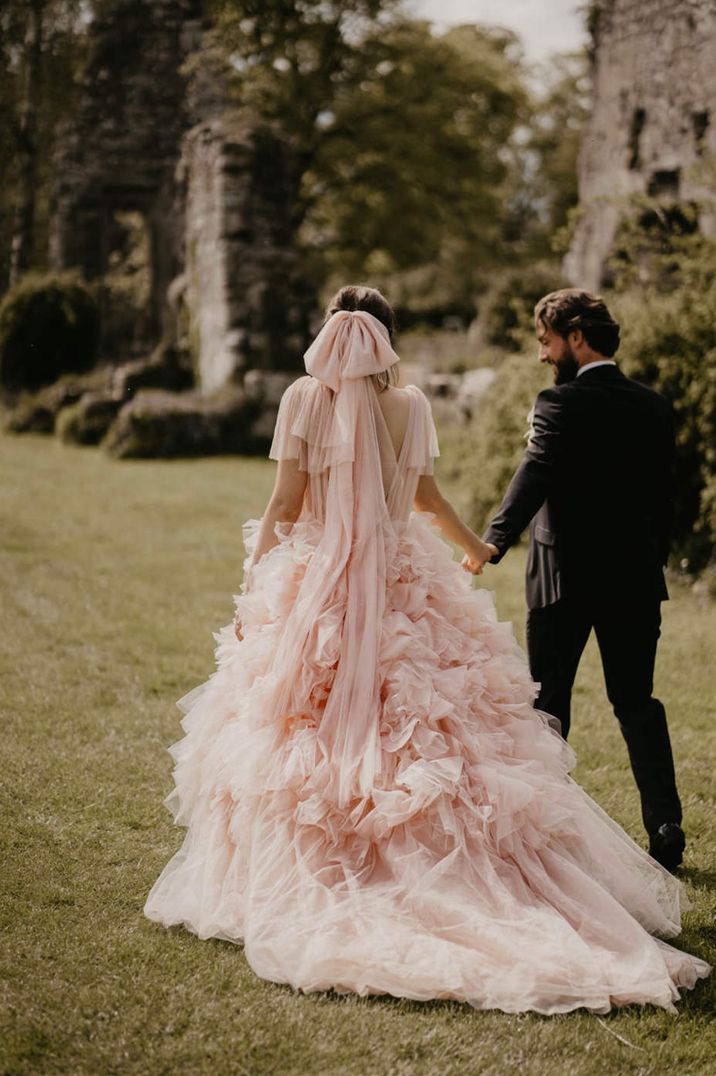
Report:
479,288,685,871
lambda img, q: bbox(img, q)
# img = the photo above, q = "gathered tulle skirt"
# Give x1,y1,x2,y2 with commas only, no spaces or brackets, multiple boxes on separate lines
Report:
144,512,710,1014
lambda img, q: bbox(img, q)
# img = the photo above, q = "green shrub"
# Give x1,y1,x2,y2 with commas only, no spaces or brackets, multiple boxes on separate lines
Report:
3,368,110,434
0,271,100,394
474,263,564,351
440,349,549,530
104,388,262,459
442,235,716,574
612,239,716,573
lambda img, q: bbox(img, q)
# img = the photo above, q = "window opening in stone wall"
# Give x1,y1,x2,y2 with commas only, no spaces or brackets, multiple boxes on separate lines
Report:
628,108,646,170
103,209,152,357
647,169,681,200
693,111,710,155
638,203,698,237
609,194,699,292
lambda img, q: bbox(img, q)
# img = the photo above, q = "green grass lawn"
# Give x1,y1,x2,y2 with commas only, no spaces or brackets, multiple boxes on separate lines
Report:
1,430,714,1076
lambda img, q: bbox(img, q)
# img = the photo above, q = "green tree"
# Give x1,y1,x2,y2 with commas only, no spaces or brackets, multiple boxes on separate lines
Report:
502,51,590,262
205,2,529,310
610,215,716,573
466,51,589,348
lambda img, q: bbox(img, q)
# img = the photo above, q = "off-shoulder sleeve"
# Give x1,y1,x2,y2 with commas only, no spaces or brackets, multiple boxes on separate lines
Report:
269,376,309,463
269,375,339,472
403,385,440,475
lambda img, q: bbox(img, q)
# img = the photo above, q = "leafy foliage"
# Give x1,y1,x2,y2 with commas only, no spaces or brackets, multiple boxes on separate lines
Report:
307,23,528,287
471,262,564,351
441,348,549,530
612,231,716,572
444,226,716,573
501,51,590,262
0,0,588,325
0,271,100,392
206,2,529,309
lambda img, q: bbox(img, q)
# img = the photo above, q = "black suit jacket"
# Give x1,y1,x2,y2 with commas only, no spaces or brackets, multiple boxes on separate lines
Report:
483,364,675,610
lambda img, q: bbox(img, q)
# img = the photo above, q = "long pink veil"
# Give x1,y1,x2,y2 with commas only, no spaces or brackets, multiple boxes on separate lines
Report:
264,311,401,807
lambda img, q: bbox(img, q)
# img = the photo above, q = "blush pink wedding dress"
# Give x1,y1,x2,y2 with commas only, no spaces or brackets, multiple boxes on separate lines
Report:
144,310,710,1014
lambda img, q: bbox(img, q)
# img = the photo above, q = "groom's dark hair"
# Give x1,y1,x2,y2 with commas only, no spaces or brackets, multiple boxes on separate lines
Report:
534,289,621,357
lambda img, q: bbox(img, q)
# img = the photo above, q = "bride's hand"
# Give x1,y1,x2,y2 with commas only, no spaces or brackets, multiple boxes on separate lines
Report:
461,539,496,575
234,613,244,641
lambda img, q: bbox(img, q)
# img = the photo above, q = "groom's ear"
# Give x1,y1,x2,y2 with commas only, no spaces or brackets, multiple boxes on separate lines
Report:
568,328,584,349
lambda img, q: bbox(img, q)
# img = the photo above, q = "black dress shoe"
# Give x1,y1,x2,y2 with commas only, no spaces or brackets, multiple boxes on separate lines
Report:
649,823,686,872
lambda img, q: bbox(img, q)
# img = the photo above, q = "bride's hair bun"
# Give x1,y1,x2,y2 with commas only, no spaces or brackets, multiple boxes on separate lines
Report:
325,284,396,342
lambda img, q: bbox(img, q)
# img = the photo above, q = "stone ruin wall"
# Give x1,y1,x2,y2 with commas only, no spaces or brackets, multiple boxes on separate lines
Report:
181,120,311,393
51,0,202,350
180,124,234,394
52,0,311,394
565,0,716,291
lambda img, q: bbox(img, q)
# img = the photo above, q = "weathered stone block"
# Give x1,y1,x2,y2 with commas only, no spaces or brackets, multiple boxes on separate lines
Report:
182,118,312,391
3,368,111,434
4,398,55,434
56,391,124,445
111,348,193,399
104,387,260,458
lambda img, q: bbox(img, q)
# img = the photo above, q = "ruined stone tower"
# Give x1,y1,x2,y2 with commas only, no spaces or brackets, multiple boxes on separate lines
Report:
565,0,716,291
179,117,312,393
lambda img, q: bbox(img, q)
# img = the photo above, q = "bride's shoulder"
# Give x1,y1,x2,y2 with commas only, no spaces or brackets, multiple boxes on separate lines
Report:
402,383,433,410
280,374,330,405
286,374,323,393
386,383,427,402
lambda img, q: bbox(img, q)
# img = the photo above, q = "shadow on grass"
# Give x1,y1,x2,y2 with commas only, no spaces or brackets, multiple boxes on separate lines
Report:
673,973,715,1017
679,866,716,890
263,968,715,1023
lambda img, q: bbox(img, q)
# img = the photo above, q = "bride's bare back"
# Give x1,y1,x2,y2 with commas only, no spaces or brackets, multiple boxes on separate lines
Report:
374,385,411,460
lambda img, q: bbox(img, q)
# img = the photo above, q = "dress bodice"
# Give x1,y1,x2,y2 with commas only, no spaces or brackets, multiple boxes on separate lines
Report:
268,376,439,525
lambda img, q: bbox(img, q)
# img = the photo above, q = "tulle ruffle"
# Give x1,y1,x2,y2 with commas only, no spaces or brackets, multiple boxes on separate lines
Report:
144,512,710,1014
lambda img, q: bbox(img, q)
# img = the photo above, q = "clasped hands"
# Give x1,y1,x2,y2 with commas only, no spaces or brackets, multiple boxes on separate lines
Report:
461,540,499,576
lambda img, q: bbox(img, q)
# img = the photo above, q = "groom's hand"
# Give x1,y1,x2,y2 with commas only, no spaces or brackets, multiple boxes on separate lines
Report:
461,542,499,575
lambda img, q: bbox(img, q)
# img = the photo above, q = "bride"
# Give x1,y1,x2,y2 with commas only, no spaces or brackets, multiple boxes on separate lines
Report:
144,285,710,1014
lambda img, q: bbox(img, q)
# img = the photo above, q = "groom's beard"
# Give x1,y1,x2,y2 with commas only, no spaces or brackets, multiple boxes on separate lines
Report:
552,346,579,385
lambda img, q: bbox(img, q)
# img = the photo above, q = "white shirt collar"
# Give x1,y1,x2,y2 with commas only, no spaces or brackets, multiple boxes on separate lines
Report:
577,360,617,377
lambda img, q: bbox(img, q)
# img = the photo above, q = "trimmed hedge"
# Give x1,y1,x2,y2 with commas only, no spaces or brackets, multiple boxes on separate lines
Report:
104,388,262,459
0,272,100,394
3,368,110,434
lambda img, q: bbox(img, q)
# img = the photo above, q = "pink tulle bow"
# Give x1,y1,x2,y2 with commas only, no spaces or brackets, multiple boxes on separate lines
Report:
304,310,399,391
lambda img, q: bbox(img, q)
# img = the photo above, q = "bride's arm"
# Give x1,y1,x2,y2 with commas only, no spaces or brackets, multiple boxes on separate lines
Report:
248,458,308,585
414,475,496,574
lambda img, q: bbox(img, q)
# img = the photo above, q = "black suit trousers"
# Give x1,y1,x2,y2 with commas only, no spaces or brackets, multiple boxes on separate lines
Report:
526,591,682,836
